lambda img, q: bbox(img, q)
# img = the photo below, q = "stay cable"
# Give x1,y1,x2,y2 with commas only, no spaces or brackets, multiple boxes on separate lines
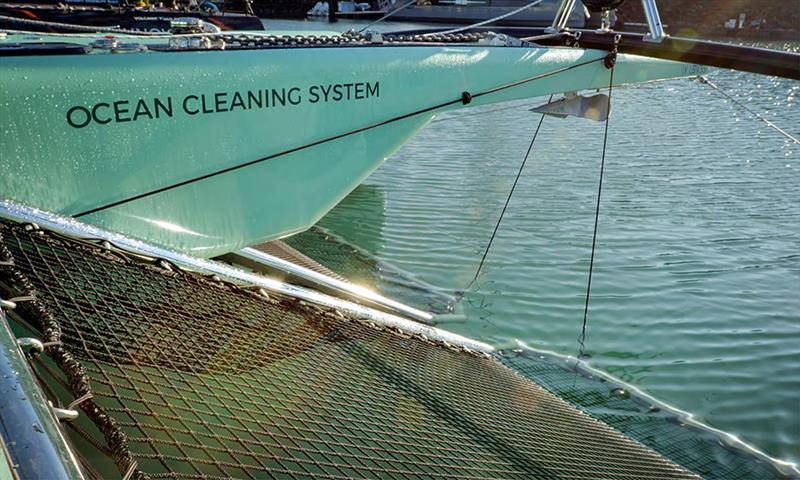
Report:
578,63,615,358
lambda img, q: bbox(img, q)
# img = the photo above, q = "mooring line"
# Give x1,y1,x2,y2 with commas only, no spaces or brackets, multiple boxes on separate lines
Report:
74,56,606,218
698,76,799,145
464,95,552,293
578,63,615,359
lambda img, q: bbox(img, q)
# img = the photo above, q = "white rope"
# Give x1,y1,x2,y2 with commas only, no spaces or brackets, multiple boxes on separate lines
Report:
121,460,138,480
67,392,94,410
699,76,800,145
423,0,545,36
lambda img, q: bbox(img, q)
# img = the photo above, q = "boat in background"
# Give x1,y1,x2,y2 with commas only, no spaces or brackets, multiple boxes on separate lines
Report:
252,0,316,19
0,0,264,32
377,0,587,27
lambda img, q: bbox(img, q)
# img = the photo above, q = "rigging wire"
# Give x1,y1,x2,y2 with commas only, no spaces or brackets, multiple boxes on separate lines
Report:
463,95,552,292
697,76,799,145
74,55,606,218
578,60,615,359
357,0,417,33
423,0,545,36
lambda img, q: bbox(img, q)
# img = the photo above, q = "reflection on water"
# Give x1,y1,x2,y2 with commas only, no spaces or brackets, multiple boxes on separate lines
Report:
285,28,799,466
285,184,457,313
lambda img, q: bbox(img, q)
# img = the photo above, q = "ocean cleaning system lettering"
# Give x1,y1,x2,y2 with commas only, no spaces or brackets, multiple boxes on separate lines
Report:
65,81,380,128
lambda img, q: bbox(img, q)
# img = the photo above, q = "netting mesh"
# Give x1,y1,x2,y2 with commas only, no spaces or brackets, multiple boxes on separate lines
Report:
500,351,790,480
0,219,701,480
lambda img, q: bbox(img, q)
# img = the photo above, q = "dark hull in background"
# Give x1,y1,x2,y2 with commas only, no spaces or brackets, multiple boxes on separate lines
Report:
252,0,315,19
386,0,586,27
0,3,264,32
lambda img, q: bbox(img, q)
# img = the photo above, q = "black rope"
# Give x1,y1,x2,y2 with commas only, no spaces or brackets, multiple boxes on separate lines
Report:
74,56,606,218
464,95,552,292
578,61,615,359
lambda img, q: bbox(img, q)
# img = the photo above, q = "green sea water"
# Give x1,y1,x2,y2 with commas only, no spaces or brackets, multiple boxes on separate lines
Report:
273,19,799,467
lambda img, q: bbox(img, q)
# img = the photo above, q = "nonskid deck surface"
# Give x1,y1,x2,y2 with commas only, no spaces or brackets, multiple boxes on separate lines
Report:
0,218,703,479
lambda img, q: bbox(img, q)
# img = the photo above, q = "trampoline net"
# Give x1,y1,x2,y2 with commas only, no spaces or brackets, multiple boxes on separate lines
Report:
0,218,786,480
500,351,791,480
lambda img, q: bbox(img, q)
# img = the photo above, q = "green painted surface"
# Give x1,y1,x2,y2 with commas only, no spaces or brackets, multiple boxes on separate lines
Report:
0,34,701,256
0,447,15,480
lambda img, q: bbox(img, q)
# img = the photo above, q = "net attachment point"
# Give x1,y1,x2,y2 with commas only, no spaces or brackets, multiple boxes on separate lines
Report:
51,405,80,422
16,337,44,354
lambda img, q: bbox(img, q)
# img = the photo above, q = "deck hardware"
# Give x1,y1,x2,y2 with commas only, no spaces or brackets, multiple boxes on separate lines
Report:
50,404,79,422
257,288,270,299
461,91,472,105
572,31,582,48
156,259,173,272
22,222,40,231
90,37,118,50
101,241,112,250
547,0,578,32
111,43,147,54
604,50,617,69
0,298,16,310
603,35,620,69
597,9,613,32
641,0,667,42
169,36,225,51
477,33,526,47
365,31,383,44
17,337,45,354
0,260,13,267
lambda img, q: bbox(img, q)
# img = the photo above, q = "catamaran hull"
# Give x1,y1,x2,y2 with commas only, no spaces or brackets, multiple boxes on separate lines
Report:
0,41,701,257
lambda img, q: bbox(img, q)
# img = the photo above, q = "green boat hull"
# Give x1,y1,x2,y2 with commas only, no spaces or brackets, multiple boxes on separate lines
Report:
0,35,702,257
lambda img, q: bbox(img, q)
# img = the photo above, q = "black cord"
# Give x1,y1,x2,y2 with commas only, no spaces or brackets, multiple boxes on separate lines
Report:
74,56,606,218
464,95,552,292
578,63,615,359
